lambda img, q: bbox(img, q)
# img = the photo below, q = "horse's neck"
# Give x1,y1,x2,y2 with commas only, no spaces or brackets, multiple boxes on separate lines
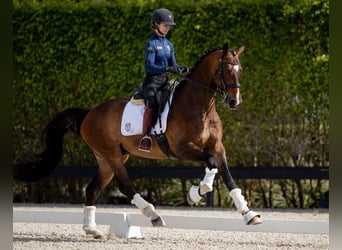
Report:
182,53,219,110
184,80,216,106
172,51,221,118
172,77,217,119
192,51,221,88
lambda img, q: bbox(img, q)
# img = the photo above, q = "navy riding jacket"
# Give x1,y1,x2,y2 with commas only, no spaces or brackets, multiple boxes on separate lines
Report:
144,33,177,75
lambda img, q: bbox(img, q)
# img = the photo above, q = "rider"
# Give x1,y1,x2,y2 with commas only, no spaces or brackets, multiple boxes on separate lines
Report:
138,8,188,152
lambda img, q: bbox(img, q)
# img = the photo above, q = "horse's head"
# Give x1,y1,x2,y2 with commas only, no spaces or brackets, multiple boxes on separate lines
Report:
215,42,246,110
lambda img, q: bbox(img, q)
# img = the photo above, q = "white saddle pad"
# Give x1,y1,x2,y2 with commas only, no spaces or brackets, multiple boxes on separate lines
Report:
121,84,177,136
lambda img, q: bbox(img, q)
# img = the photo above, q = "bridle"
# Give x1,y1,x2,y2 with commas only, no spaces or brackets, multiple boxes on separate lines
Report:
216,49,241,92
185,48,241,98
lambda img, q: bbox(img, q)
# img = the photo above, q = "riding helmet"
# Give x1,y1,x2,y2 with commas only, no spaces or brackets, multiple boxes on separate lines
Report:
151,8,176,28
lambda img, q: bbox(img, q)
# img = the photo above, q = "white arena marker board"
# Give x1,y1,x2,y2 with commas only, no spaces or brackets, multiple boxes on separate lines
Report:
13,210,328,238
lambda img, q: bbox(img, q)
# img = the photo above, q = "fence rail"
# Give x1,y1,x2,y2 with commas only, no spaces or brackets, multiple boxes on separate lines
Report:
52,166,329,180
50,166,329,207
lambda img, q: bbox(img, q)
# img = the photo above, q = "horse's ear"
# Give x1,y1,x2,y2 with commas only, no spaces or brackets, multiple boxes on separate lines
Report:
236,43,248,56
222,42,229,57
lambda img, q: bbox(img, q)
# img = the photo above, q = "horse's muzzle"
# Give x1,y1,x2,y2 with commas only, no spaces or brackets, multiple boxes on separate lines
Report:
226,98,241,110
229,99,237,108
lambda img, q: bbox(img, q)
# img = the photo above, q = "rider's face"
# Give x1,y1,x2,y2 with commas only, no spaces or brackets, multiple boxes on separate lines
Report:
158,23,171,35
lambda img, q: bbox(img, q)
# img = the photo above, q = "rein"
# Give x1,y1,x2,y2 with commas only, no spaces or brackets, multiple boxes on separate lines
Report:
185,77,217,94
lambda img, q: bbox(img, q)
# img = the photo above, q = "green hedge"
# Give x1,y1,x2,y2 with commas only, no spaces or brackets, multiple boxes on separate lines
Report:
13,0,329,207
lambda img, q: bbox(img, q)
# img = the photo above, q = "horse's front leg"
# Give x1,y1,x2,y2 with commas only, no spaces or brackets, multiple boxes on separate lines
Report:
186,147,262,225
187,166,218,205
185,148,222,205
217,148,262,225
176,145,220,205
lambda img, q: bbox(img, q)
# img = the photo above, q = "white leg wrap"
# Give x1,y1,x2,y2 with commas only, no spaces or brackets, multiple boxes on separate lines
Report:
229,188,249,214
131,193,150,210
82,205,105,239
199,167,218,195
83,206,96,230
187,168,218,205
141,204,159,221
131,193,163,223
188,185,202,204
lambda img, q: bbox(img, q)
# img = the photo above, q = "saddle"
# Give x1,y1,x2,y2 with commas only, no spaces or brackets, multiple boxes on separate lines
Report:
130,83,145,106
131,80,176,110
121,80,178,137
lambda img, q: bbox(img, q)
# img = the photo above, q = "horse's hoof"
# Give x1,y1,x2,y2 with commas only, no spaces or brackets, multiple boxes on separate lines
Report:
244,210,262,225
249,215,262,225
151,216,166,226
94,232,106,240
85,228,106,240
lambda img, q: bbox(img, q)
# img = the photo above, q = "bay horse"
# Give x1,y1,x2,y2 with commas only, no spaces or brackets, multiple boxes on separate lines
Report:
14,42,262,239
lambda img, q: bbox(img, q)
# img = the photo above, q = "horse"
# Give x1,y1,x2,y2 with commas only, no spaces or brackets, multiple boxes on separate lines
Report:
14,42,262,239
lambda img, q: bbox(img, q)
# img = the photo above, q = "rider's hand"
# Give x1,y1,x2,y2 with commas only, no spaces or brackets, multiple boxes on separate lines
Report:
166,66,179,74
178,66,190,74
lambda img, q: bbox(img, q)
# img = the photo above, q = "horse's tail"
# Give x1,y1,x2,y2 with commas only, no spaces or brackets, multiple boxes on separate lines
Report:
13,108,90,182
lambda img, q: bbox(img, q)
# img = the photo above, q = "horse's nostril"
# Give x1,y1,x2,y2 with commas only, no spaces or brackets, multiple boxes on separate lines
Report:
229,100,237,108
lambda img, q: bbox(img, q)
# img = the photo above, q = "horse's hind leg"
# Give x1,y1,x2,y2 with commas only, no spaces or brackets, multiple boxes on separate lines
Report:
105,153,165,226
83,155,114,239
111,158,165,226
130,193,166,226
